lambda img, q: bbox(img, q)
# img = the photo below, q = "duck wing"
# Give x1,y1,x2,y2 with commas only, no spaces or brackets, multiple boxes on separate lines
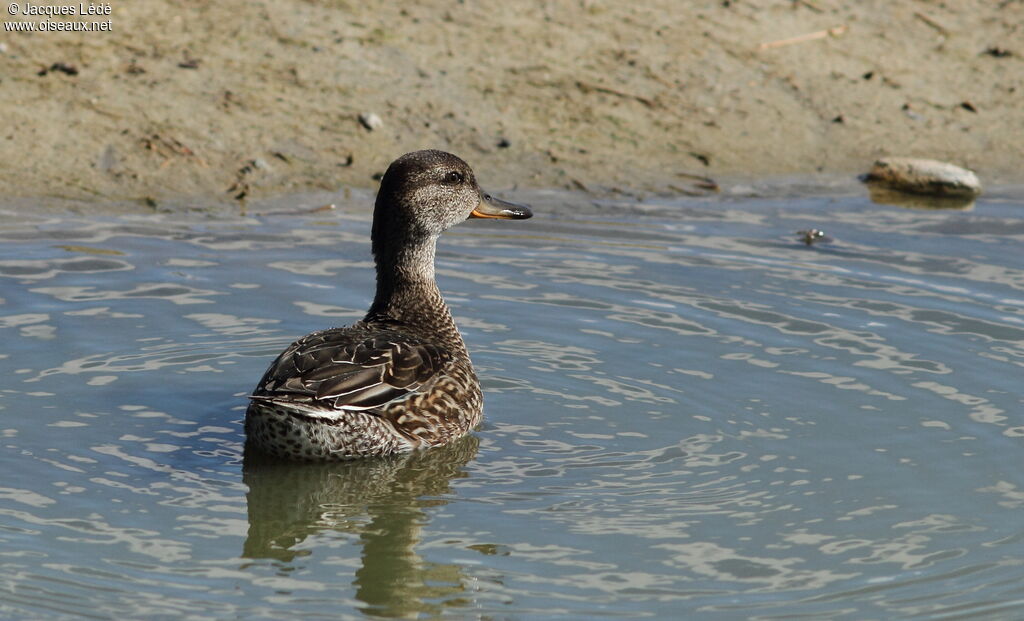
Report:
251,328,450,415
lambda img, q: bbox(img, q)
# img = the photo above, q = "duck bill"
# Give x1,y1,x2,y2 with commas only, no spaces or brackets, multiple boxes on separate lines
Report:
470,192,533,219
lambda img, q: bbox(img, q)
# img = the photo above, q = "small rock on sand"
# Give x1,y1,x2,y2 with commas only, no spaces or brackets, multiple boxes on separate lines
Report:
358,113,383,131
865,157,981,197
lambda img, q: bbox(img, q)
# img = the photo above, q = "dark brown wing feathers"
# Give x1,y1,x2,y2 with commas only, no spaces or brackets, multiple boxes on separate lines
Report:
252,328,450,414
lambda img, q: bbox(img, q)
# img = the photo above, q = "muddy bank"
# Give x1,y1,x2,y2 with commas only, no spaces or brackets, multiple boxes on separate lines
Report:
1,0,1021,209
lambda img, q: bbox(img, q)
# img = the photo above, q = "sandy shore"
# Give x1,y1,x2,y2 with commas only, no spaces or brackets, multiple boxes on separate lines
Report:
1,0,1021,210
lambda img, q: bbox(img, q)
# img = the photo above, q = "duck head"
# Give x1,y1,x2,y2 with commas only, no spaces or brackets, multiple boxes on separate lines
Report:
372,150,531,258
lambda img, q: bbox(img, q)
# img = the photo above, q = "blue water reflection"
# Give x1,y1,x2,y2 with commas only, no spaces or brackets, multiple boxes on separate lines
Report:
1,191,1022,618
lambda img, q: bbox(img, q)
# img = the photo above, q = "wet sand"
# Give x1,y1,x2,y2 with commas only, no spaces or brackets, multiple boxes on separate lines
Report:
1,0,1021,210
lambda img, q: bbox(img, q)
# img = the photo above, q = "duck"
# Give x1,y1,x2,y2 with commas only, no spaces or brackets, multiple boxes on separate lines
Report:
245,150,532,460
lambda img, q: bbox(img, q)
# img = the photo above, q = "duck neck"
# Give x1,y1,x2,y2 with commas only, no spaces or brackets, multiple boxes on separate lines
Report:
367,236,466,352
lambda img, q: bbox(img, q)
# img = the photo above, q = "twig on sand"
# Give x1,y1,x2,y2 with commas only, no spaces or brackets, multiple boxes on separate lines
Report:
795,0,824,13
576,81,655,108
913,12,949,36
759,25,848,50
676,171,720,192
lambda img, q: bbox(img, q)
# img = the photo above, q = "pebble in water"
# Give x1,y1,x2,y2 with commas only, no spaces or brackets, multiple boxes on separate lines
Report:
795,229,829,246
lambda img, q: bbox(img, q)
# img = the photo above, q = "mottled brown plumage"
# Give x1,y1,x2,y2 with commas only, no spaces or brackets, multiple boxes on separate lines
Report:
245,150,532,460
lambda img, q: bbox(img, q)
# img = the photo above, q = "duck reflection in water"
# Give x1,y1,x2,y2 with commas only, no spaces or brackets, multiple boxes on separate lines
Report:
242,435,479,617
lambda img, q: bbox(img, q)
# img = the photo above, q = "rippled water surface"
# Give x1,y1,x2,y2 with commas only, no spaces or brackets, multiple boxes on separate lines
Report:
1,190,1023,619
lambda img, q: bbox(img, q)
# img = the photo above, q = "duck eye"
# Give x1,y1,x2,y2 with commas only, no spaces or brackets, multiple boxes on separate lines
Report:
442,171,465,186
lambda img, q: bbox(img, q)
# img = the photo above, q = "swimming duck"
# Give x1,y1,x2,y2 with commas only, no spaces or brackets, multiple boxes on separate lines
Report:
245,150,532,460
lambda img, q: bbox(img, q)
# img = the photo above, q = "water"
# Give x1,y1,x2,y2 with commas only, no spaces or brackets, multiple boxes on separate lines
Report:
1,189,1022,619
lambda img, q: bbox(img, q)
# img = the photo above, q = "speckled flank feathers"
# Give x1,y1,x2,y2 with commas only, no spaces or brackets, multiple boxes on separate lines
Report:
245,150,531,460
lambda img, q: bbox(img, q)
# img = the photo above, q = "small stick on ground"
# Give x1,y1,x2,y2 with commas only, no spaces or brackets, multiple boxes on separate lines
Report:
576,81,655,108
914,12,949,35
676,172,720,192
759,25,848,50
795,0,824,13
